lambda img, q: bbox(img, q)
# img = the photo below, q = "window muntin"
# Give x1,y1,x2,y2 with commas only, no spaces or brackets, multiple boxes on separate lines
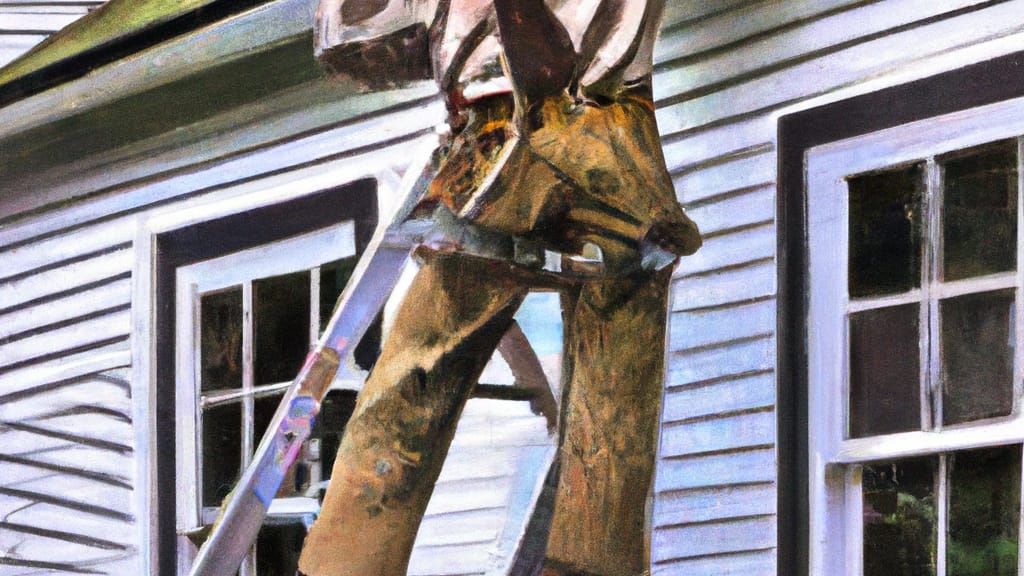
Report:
847,164,924,298
806,97,1024,576
176,223,360,526
846,141,1019,438
175,222,367,575
195,262,360,515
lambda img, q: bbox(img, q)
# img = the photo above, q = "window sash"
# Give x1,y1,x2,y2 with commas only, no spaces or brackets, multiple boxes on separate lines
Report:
808,99,1024,465
843,148,1021,442
843,446,1024,576
807,96,1024,576
174,222,357,531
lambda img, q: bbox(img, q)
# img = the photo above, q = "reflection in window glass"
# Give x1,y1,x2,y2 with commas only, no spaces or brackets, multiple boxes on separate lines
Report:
202,403,242,506
256,521,307,575
848,165,923,298
200,288,243,393
253,393,283,454
319,257,357,334
315,390,358,481
941,289,1015,426
863,457,937,576
947,445,1021,576
849,304,921,438
942,142,1018,281
255,271,311,385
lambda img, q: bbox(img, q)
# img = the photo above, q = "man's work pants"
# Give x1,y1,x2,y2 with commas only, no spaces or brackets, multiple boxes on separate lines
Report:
298,250,673,576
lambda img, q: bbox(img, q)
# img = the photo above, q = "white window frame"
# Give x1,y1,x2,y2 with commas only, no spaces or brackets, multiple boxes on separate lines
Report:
174,221,359,532
133,146,422,574
806,95,1024,576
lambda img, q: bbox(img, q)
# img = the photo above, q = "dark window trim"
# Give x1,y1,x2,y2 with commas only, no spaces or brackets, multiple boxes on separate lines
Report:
153,180,377,575
777,50,1024,576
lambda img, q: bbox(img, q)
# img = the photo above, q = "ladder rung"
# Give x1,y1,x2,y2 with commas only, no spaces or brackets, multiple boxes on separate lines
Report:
471,383,539,401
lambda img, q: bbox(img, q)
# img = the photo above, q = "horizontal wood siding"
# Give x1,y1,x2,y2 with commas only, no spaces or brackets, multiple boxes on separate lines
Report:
0,353,135,575
651,0,1024,572
6,0,1024,573
0,2,102,66
411,399,553,576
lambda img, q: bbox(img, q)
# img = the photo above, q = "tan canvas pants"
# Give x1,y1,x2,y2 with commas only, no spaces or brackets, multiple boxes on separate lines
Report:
298,248,672,576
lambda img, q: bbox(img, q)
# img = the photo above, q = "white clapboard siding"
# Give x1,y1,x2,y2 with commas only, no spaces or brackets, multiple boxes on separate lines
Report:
668,334,775,388
661,116,777,175
0,277,132,341
672,260,776,312
663,372,776,423
656,482,777,528
669,299,776,353
656,447,777,493
681,183,774,238
0,2,102,68
409,398,555,575
652,1,1024,572
0,353,133,576
0,11,83,32
653,549,777,576
2,215,135,280
0,33,41,66
672,150,776,205
656,0,1024,138
0,248,133,312
673,223,775,279
654,0,989,103
652,516,777,564
0,308,132,370
656,0,860,66
660,0,754,31
660,409,776,459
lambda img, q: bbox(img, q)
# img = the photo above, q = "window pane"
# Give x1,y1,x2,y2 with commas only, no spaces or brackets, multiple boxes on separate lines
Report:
202,403,242,506
253,393,283,457
255,271,311,385
863,457,937,576
319,257,357,334
942,141,1018,281
315,390,358,482
255,521,307,575
941,289,1015,425
200,288,243,392
849,304,922,437
948,445,1022,576
849,165,924,298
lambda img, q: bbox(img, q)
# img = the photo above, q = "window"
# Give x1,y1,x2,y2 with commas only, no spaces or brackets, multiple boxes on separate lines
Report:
806,97,1024,576
175,223,372,573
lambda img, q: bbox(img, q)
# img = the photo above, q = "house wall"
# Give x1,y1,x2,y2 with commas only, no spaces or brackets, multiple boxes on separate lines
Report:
5,0,1024,574
651,1,1024,574
0,1,104,67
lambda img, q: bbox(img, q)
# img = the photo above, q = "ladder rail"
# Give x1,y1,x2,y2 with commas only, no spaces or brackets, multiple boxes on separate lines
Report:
187,133,563,575
188,140,437,576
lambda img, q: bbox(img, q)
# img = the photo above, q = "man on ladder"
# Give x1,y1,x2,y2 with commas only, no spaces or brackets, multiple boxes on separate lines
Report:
298,1,701,574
